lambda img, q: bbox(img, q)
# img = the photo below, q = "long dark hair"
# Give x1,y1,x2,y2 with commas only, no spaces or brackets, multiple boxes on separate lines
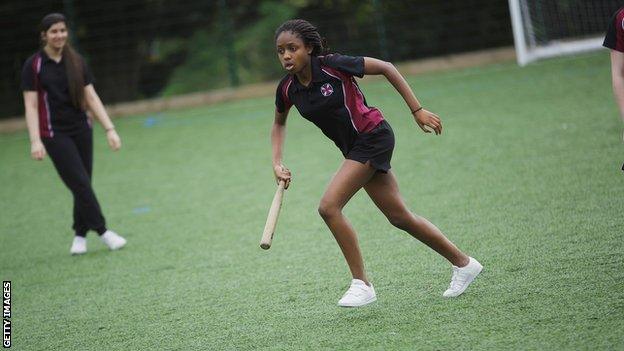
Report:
40,13,85,110
275,19,327,56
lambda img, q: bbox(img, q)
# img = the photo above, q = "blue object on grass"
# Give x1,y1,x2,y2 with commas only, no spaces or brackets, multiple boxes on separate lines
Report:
144,114,166,128
143,117,158,127
133,207,151,214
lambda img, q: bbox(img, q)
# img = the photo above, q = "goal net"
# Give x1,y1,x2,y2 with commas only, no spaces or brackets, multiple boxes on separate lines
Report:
508,0,622,65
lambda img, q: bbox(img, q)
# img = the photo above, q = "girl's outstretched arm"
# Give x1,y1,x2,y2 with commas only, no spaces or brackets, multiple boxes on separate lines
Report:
363,57,442,135
271,108,292,188
84,84,122,151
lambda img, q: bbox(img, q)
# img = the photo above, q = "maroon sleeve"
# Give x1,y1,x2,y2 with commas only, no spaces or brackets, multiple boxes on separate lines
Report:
275,76,293,113
604,7,624,52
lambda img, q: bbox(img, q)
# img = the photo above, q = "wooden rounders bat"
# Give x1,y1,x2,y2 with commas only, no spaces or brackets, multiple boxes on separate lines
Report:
260,180,286,250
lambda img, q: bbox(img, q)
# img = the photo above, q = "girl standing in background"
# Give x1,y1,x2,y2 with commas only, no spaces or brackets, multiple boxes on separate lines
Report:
21,13,127,255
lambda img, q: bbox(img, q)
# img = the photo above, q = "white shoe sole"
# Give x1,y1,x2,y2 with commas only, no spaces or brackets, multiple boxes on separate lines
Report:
338,295,377,307
108,240,126,251
443,264,483,298
70,243,87,255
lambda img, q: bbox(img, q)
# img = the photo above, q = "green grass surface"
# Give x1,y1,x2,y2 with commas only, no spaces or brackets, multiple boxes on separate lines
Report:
1,52,623,350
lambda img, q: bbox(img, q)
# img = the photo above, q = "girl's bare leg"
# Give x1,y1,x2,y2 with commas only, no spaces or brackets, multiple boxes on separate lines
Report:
318,160,377,284
363,170,469,267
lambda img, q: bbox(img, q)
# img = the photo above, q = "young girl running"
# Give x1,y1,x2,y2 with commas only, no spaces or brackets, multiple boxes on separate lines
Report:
21,13,127,255
271,19,482,307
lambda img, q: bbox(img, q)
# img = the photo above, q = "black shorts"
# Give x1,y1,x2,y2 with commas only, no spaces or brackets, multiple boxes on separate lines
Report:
346,120,395,173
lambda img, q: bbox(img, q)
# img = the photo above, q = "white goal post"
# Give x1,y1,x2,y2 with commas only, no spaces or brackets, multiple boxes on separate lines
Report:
508,0,621,66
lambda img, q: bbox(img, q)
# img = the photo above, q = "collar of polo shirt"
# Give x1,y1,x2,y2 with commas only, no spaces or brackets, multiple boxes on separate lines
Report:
291,56,326,92
40,49,61,64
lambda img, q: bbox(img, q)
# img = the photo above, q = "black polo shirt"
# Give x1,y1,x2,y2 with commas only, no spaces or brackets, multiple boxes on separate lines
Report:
275,54,385,156
21,50,94,137
604,7,624,52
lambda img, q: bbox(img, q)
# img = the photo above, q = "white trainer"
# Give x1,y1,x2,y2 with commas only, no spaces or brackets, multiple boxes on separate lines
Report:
70,236,87,255
338,279,377,307
443,257,483,297
100,230,127,250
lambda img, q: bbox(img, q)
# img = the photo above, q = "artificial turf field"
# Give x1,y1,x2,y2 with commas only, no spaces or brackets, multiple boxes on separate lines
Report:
1,52,623,350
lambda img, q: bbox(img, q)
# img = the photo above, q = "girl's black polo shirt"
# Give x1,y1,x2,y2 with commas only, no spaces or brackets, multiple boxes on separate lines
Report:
604,7,624,52
21,50,94,137
275,54,385,156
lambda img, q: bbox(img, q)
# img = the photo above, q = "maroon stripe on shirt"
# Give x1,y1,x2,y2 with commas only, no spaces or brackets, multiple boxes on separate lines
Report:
32,55,53,138
321,66,384,133
617,9,624,52
281,76,294,110
41,92,54,137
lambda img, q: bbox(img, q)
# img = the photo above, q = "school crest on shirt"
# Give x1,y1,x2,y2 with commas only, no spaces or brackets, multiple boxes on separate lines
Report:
320,83,334,97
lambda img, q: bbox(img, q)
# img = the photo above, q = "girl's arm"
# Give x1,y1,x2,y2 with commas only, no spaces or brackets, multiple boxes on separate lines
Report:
23,91,46,160
363,57,442,135
84,84,121,151
610,50,624,126
271,108,292,188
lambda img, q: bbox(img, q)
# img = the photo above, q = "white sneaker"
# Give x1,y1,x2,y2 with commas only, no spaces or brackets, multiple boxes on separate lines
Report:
100,230,127,250
338,279,377,307
70,236,87,255
443,257,483,297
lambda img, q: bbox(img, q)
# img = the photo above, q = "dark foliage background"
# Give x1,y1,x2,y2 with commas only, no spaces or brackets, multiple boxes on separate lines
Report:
0,0,549,118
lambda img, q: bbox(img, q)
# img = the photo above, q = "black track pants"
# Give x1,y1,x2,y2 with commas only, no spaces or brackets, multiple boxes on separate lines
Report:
42,129,106,236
